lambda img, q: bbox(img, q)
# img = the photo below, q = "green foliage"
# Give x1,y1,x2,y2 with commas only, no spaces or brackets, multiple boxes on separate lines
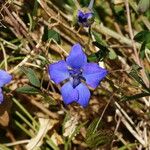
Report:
16,85,40,94
88,41,109,62
129,64,150,92
64,121,87,150
122,92,150,101
134,31,150,59
137,0,150,13
122,64,150,101
12,98,60,150
108,49,117,60
1,0,150,149
85,118,113,148
20,66,41,88
88,31,117,62
43,27,61,44
134,31,150,43
118,143,137,150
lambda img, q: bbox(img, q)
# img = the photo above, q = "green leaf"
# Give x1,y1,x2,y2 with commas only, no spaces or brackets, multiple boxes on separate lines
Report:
86,118,102,137
85,118,113,148
43,27,61,44
86,130,113,148
139,41,146,59
108,49,117,60
129,65,150,92
88,41,109,62
32,0,39,17
134,31,150,43
121,92,150,101
137,0,150,13
16,85,40,94
134,31,150,59
92,31,107,46
20,67,41,88
48,29,61,43
118,143,137,150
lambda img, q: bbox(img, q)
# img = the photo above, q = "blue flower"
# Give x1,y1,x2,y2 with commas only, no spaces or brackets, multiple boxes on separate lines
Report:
49,44,107,107
77,0,95,27
0,70,12,104
77,10,94,27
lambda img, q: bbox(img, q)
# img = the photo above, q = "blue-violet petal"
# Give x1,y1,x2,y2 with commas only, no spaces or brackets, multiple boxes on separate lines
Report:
82,63,107,88
66,43,87,69
0,88,3,104
49,60,70,84
61,81,78,105
0,70,12,87
76,83,90,108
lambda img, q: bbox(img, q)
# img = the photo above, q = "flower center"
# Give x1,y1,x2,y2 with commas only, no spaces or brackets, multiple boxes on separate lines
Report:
68,68,85,88
78,15,87,23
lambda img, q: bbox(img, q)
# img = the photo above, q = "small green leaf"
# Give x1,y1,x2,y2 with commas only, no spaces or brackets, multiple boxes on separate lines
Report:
108,49,117,60
118,143,137,150
121,92,150,101
137,0,150,13
139,41,146,59
134,31,150,59
129,65,150,92
92,31,107,46
16,85,40,94
86,130,113,148
85,118,113,148
48,29,61,43
43,27,61,44
20,67,41,88
134,31,150,43
27,68,41,87
88,42,109,62
32,0,39,17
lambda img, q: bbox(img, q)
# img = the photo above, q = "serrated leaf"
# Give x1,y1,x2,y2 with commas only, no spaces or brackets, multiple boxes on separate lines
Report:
137,0,150,13
20,67,41,88
16,85,40,94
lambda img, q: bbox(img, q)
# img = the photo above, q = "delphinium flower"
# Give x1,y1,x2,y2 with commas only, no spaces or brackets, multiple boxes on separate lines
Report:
49,43,107,107
77,0,95,27
0,70,12,104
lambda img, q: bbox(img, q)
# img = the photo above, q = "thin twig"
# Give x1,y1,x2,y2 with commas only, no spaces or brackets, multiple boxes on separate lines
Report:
0,42,8,70
4,140,30,147
125,0,149,87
